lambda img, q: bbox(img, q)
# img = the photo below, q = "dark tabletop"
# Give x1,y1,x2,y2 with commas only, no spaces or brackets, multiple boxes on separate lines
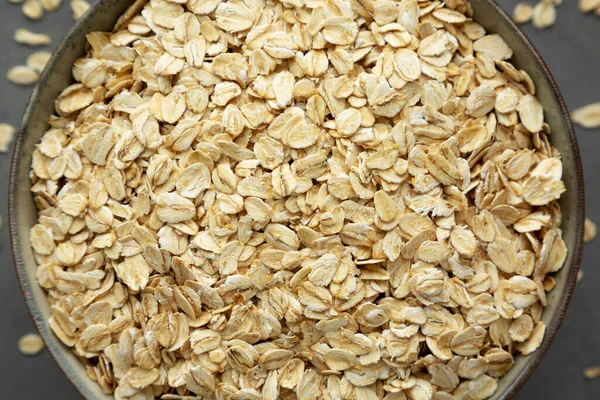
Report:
0,0,599,398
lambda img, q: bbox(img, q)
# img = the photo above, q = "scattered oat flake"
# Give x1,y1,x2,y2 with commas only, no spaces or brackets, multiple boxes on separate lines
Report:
27,51,52,73
7,66,39,86
584,366,600,379
40,0,61,12
572,103,600,128
533,2,556,30
513,3,534,24
71,0,89,20
14,29,52,46
584,218,596,243
580,0,600,13
18,333,45,355
0,124,16,153
577,270,584,284
22,0,44,20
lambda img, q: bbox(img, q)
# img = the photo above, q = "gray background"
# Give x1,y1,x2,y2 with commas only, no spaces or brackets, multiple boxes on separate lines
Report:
0,0,598,398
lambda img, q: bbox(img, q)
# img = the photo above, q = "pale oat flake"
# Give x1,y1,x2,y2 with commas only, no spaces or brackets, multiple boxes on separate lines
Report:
40,0,61,12
70,0,89,20
584,218,596,243
572,103,600,128
27,51,52,73
0,123,16,152
14,29,52,46
28,0,568,399
513,3,534,24
579,0,600,13
18,333,45,355
7,66,39,86
533,2,557,30
22,0,44,20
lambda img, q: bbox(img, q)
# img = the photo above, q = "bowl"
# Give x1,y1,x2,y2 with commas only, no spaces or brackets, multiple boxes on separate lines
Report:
9,0,585,399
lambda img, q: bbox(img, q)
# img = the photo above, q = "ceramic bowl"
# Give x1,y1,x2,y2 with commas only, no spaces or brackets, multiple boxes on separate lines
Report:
9,0,585,399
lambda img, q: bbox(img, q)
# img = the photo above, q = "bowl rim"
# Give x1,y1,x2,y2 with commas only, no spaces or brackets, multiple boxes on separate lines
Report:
8,0,585,399
9,1,131,399
475,1,584,399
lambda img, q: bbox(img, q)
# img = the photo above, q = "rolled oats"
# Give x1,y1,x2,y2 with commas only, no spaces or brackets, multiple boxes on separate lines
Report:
572,103,600,129
513,3,534,24
70,0,89,20
7,65,39,86
579,0,600,13
14,29,52,46
28,0,568,399
584,218,596,243
27,51,52,73
40,0,61,12
18,333,45,355
0,123,16,152
584,366,600,379
22,0,44,20
532,2,556,30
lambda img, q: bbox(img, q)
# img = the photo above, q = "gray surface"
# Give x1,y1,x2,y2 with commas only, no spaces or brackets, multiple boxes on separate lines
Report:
0,0,598,399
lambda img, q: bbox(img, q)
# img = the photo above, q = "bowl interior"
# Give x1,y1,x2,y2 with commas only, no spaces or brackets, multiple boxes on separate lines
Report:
10,1,137,399
467,1,584,399
9,0,584,399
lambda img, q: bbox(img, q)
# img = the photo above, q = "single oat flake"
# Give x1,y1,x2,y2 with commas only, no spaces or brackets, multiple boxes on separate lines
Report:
70,0,89,20
7,66,39,86
18,333,45,355
584,218,597,243
572,103,600,128
28,0,569,399
533,2,557,30
27,51,52,73
40,0,61,12
22,0,44,20
14,29,52,46
579,0,600,13
0,123,16,152
513,3,534,24
584,366,600,379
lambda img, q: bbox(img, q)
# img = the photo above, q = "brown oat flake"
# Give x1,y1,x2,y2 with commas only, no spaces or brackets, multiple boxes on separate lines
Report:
584,366,600,379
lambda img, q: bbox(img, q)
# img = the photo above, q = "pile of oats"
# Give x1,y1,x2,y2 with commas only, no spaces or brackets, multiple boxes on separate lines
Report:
29,0,569,399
